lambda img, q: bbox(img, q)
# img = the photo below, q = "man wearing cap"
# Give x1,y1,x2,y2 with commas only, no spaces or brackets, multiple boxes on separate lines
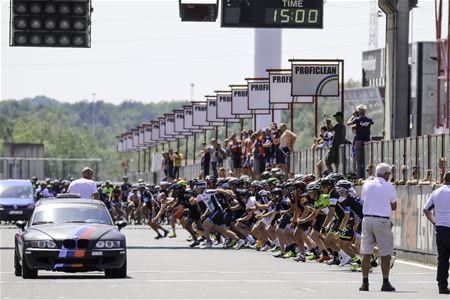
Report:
347,104,374,179
326,111,346,172
67,167,99,200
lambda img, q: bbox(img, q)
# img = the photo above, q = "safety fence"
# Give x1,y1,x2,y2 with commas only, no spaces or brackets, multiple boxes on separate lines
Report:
137,133,450,184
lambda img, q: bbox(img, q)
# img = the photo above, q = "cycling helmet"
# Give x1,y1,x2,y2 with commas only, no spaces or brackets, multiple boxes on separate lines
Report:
270,167,281,174
220,182,230,190
251,180,262,189
320,177,335,188
265,177,278,186
260,171,271,180
258,190,270,197
306,181,321,192
228,177,239,187
193,180,207,189
274,171,285,180
205,175,217,185
270,187,283,196
335,180,353,191
329,173,345,183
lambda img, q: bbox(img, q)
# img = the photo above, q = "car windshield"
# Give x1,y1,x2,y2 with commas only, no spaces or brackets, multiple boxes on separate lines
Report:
31,203,112,225
0,185,34,198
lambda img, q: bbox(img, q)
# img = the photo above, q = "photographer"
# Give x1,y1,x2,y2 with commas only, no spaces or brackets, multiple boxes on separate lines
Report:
347,105,373,179
326,111,346,172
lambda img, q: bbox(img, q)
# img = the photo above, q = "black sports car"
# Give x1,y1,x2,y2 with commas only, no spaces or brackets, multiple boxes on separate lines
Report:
14,195,127,279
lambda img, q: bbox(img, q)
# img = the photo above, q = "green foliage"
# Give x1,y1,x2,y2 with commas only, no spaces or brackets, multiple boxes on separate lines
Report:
0,96,187,180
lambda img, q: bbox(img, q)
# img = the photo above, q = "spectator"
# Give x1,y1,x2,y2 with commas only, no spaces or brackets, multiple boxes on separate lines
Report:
423,171,450,294
347,104,374,179
278,123,297,176
252,132,264,177
218,167,227,179
201,143,210,177
67,167,99,200
316,125,333,149
120,176,132,201
242,130,254,178
161,152,168,178
229,133,243,177
262,128,274,168
209,139,219,178
172,151,183,179
359,163,396,292
326,111,346,172
167,149,174,181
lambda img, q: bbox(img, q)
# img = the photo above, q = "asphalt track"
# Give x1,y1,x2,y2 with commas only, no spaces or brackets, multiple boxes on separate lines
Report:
0,225,447,300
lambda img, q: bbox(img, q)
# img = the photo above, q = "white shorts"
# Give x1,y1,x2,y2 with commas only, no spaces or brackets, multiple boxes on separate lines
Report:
360,217,394,257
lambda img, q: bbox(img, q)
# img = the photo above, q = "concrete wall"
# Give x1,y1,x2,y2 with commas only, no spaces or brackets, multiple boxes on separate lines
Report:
1,143,44,179
356,185,437,264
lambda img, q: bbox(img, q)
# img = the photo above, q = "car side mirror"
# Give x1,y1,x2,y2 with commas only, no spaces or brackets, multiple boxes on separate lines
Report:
16,220,27,230
116,220,127,230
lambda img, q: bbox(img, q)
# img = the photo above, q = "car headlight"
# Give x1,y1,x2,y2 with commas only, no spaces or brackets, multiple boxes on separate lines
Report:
95,240,121,248
0,205,3,211
31,240,57,248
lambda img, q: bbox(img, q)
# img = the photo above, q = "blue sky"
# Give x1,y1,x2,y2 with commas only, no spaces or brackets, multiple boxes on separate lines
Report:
0,0,443,103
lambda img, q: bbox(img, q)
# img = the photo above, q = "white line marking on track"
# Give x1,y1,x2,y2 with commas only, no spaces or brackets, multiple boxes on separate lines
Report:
396,259,437,271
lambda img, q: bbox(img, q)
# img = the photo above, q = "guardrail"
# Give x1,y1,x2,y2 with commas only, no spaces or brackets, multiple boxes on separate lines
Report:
141,133,449,184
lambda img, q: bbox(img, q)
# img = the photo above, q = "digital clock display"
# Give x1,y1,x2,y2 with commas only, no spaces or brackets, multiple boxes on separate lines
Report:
265,8,321,26
221,0,323,29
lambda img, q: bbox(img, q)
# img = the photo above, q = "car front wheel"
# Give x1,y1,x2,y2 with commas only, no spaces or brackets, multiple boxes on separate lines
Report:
105,257,127,279
21,249,37,279
14,246,21,276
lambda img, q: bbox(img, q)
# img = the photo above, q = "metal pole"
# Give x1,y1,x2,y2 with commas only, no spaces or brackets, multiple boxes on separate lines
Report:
290,103,294,131
240,119,244,140
215,127,218,141
185,136,189,167
341,60,345,113
435,0,442,129
447,2,450,129
193,133,197,165
137,151,141,174
143,149,146,173
314,96,318,138
225,122,228,139
204,131,207,143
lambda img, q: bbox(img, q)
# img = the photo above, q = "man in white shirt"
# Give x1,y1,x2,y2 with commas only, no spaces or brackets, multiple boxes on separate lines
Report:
359,163,397,292
67,167,99,200
423,171,450,294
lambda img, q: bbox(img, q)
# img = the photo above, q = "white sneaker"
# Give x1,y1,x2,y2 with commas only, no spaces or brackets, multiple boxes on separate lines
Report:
235,239,246,250
339,256,353,267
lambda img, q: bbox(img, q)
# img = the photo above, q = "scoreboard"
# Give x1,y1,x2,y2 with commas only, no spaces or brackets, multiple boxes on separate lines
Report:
221,0,324,29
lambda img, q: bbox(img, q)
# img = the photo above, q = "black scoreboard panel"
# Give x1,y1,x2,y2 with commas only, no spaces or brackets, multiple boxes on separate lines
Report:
221,0,323,28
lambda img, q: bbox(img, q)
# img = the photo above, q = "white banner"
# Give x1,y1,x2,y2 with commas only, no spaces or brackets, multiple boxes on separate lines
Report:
192,102,214,129
248,79,270,113
138,126,145,146
126,133,134,151
231,86,252,118
206,97,225,125
160,118,175,141
291,63,340,96
174,110,189,134
183,105,203,133
268,71,314,103
132,129,140,148
165,114,176,136
216,92,240,123
143,124,153,145
152,122,161,142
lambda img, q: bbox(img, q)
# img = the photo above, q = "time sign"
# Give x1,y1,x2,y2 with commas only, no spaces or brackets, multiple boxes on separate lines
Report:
221,0,324,29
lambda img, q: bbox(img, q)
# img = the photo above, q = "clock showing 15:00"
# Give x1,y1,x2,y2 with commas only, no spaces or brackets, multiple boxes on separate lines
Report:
221,0,324,29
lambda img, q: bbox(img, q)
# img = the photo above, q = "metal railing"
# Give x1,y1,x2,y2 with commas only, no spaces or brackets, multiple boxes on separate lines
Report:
135,133,449,184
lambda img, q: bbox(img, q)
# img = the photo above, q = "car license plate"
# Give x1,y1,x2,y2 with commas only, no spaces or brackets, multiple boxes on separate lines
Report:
9,210,23,215
92,251,103,256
